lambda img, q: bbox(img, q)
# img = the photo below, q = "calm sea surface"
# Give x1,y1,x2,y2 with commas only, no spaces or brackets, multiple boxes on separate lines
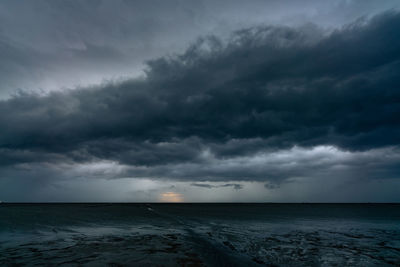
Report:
0,204,399,266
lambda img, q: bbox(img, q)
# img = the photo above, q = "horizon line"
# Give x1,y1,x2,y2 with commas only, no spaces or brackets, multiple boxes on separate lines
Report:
1,202,399,204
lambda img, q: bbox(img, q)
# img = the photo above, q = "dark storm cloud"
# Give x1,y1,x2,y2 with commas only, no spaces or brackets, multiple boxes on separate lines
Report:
264,182,280,190
2,11,400,159
191,183,243,190
0,11,400,189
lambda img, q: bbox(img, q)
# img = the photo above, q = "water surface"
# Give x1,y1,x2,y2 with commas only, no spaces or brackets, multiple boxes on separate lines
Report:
0,203,399,266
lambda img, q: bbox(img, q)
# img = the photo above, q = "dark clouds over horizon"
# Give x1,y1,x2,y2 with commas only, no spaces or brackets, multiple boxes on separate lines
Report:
0,1,400,202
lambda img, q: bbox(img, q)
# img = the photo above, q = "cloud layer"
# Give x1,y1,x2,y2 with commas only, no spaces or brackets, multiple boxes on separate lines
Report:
2,12,400,159
0,9,399,201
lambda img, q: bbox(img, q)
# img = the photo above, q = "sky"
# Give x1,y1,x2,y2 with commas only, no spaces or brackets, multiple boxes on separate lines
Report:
0,0,400,202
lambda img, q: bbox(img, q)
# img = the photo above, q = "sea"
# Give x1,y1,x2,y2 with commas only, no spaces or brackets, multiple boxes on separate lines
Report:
0,203,399,266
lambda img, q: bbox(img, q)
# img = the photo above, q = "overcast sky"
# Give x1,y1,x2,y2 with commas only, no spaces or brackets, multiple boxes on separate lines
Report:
1,0,400,202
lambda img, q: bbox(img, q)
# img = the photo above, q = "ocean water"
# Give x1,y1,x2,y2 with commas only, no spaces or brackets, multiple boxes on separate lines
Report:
0,204,399,266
